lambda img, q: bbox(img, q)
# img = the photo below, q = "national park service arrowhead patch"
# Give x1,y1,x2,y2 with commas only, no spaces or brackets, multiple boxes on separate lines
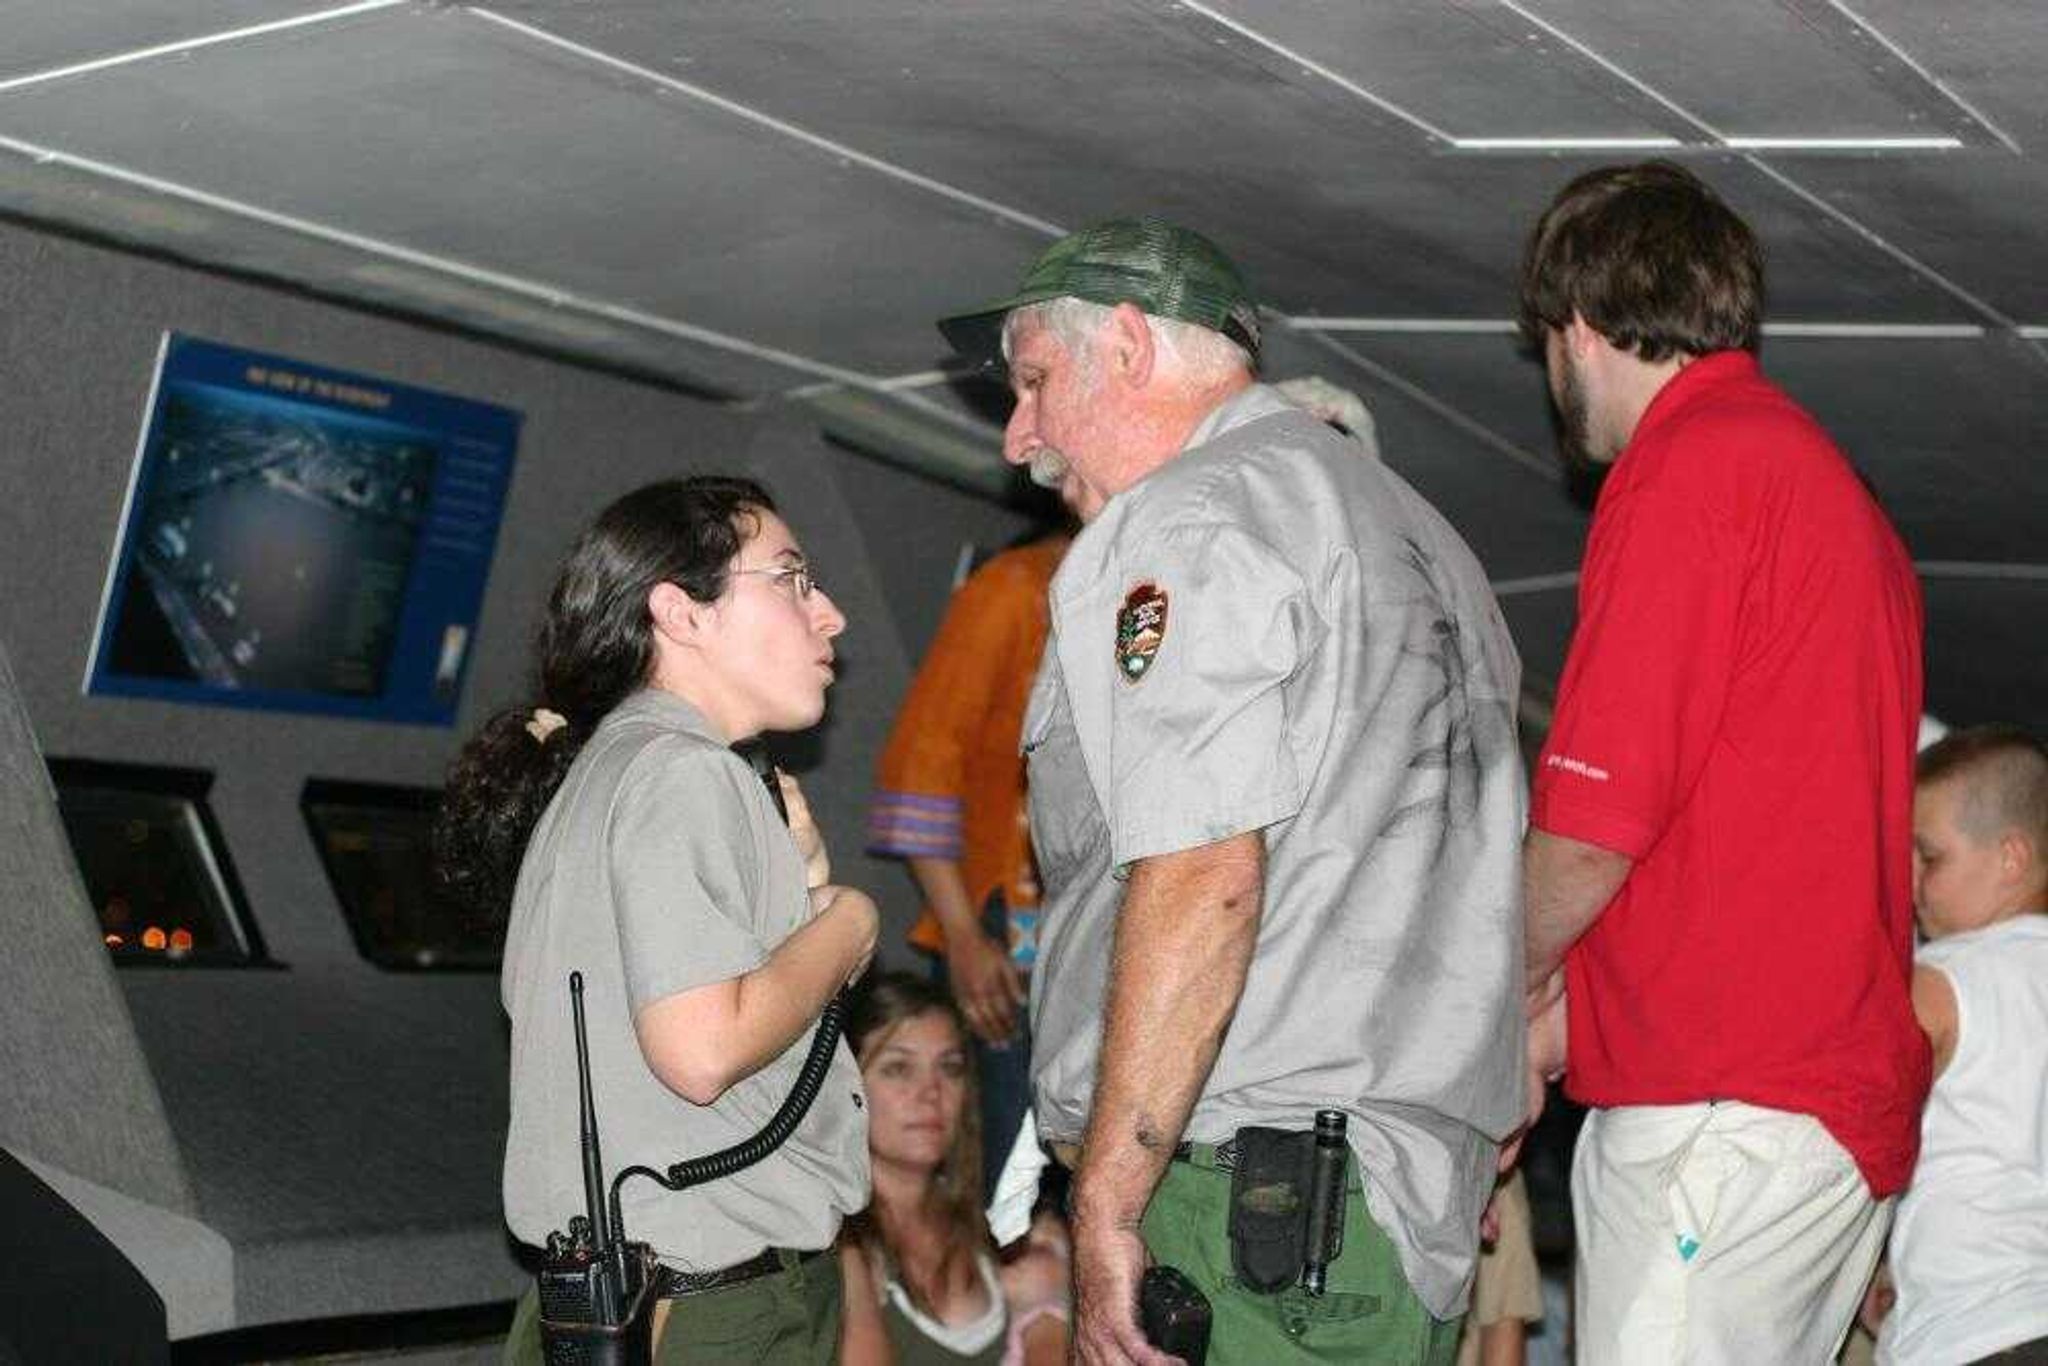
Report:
1115,582,1168,683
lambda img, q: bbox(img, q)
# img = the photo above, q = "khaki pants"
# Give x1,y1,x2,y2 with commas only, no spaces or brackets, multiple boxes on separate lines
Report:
504,1249,842,1365
1574,1102,1889,1366
1455,1169,1544,1366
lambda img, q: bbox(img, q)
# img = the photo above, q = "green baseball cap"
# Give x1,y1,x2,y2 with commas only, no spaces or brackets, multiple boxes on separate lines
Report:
939,216,1262,367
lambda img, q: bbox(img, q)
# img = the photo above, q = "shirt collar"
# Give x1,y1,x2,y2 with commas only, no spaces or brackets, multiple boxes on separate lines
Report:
609,686,725,743
1182,381,1296,452
1630,349,1759,447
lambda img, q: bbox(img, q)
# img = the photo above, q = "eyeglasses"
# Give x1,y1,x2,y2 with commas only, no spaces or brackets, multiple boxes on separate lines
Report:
732,563,821,602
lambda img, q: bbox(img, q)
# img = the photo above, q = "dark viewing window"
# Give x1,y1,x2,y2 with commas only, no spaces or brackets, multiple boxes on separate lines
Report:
301,778,496,971
47,758,269,967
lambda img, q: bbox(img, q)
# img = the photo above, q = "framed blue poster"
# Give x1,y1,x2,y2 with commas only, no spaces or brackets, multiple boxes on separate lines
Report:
84,334,521,726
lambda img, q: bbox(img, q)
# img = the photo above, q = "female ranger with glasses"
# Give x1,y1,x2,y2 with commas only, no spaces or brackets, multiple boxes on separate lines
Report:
438,476,877,1364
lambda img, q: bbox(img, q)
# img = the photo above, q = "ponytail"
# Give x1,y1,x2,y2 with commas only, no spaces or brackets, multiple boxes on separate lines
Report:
433,475,775,925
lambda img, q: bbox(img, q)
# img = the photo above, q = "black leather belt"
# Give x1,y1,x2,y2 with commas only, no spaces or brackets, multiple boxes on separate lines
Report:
658,1245,826,1298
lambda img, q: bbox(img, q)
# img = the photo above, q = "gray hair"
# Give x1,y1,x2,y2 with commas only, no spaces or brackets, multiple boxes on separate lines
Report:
1002,298,1253,383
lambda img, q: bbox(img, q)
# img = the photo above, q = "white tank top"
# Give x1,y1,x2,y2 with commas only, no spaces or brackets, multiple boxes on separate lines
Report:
1880,915,2048,1365
884,1250,1007,1357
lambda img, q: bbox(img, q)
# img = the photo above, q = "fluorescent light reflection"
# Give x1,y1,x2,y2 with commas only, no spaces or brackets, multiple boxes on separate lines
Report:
1452,137,1682,151
1453,135,1963,153
1724,136,1962,150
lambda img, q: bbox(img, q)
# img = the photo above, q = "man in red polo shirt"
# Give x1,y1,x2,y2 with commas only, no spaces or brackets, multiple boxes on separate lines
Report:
1517,162,1929,1361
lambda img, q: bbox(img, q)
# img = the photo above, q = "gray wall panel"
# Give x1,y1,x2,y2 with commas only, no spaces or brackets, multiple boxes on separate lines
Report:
0,637,194,1215
0,217,964,1325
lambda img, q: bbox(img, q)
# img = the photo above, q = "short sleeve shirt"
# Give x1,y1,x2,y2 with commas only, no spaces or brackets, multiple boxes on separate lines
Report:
1531,351,1928,1195
1026,385,1527,1317
501,690,868,1269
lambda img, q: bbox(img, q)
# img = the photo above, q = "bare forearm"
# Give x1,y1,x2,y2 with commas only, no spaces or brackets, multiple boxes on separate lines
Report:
638,888,875,1103
907,855,982,940
1075,835,1263,1230
1523,828,1632,996
734,892,871,1048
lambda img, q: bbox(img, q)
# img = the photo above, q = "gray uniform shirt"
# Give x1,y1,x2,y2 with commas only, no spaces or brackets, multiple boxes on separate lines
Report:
502,689,868,1270
1026,385,1525,1317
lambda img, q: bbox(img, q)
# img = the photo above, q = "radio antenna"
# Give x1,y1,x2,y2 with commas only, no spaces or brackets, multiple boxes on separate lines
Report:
570,972,614,1257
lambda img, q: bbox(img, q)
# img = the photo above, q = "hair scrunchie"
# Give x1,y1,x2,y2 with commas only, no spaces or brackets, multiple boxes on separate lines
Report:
525,708,568,744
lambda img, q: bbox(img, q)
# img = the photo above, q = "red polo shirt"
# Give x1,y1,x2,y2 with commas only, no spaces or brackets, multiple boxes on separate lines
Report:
1533,351,1930,1195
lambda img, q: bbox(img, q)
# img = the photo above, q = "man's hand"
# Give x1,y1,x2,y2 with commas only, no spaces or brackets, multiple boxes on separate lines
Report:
1478,1182,1507,1245
1070,836,1260,1365
1500,974,1569,1178
1857,1258,1896,1337
1071,1213,1179,1366
946,925,1026,1043
777,770,831,889
1523,970,1564,1114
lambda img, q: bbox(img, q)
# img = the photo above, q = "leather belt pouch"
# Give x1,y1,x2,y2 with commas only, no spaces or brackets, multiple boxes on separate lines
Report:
1226,1126,1314,1293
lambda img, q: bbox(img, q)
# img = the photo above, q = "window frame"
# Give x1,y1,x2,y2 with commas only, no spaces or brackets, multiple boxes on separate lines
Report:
47,756,276,969
300,776,497,972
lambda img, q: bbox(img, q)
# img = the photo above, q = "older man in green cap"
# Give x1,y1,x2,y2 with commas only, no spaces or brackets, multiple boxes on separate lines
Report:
940,218,1528,1364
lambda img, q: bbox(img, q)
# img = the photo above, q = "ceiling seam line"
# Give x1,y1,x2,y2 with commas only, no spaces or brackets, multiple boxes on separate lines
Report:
0,0,406,97
1491,572,1581,597
1282,317,1993,339
1495,4,2043,366
1823,0,2022,153
1494,0,1728,140
463,7,1066,239
1470,2,1955,151
1913,562,2048,582
1291,327,1556,481
1171,1,1457,144
1737,157,2029,339
851,383,1010,439
770,371,958,405
1284,318,1518,335
0,133,888,391
1491,562,2048,594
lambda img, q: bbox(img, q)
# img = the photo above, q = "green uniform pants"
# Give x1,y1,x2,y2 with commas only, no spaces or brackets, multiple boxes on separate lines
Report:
504,1248,842,1365
1139,1149,1463,1364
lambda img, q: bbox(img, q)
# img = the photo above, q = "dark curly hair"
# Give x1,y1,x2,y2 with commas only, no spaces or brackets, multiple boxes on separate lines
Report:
1519,160,1764,362
434,475,775,925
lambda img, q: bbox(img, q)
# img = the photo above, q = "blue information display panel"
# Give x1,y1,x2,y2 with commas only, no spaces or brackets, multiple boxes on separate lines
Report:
86,334,520,726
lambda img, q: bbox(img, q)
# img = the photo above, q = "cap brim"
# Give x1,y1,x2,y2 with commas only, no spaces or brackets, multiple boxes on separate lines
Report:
936,282,1077,369
936,307,1008,370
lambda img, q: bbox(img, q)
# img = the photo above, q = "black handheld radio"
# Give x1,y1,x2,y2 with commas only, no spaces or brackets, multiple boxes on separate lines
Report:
535,972,659,1365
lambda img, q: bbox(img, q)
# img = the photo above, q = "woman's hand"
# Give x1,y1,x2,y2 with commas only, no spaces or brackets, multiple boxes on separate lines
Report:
810,884,879,986
640,885,880,1104
946,925,1026,1043
778,769,831,889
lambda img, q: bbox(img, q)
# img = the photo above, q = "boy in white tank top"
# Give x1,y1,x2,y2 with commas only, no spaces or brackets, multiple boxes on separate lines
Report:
1875,725,2048,1366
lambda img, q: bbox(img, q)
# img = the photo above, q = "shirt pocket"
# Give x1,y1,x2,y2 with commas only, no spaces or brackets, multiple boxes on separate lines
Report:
1022,668,1105,894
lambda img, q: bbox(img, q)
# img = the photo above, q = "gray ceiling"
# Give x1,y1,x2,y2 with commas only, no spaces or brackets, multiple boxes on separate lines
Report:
0,1,2040,727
